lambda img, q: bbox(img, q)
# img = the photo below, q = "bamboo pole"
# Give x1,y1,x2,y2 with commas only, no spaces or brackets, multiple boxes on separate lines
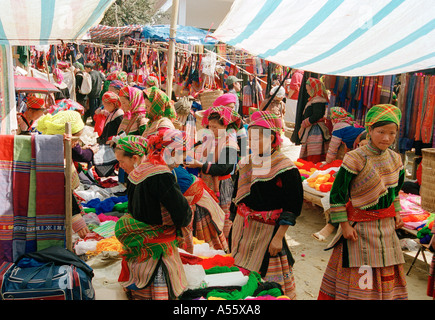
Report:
166,0,180,97
64,122,73,252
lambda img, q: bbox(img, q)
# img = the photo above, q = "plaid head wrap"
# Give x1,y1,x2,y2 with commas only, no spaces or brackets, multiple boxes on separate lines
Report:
117,71,128,82
201,105,242,130
144,86,177,123
102,91,121,109
330,107,355,125
364,104,402,131
306,77,329,102
147,129,187,165
119,86,147,120
116,135,149,157
26,95,45,110
146,75,159,88
109,80,124,90
249,110,283,148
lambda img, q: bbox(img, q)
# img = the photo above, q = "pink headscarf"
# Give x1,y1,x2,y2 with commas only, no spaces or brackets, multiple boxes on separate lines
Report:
213,93,237,107
118,86,146,120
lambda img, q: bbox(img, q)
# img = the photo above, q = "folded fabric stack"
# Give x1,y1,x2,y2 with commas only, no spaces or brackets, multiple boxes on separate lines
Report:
295,159,342,193
178,239,291,300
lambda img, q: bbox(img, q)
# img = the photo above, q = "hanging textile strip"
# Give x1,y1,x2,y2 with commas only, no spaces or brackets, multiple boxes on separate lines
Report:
422,76,435,144
34,135,66,251
12,135,32,261
0,135,14,263
415,76,429,142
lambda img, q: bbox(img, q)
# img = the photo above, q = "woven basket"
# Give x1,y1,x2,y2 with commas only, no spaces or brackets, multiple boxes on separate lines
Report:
199,89,223,110
420,148,435,213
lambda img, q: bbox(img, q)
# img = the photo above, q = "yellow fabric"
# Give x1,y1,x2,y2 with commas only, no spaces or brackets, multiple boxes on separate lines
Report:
86,236,124,257
37,110,84,135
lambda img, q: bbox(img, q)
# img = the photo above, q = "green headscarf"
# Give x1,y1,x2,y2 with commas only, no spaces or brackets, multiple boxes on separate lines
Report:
144,86,177,123
364,104,402,131
116,135,148,156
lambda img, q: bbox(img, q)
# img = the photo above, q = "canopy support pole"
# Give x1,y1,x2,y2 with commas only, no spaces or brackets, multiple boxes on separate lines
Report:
166,0,179,97
64,122,73,252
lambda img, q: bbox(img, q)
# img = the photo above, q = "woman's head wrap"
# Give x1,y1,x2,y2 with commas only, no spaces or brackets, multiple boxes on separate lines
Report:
118,86,147,119
249,110,283,149
117,71,128,82
144,86,176,123
364,104,402,131
109,80,124,90
174,96,192,116
212,93,237,107
26,95,45,110
306,77,329,102
37,110,84,135
270,86,286,99
102,91,121,109
146,76,159,88
201,106,242,130
53,68,63,84
330,107,355,125
116,135,148,157
147,129,187,165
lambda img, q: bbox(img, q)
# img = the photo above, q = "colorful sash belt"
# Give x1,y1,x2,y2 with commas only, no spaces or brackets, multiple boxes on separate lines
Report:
237,203,282,227
346,201,396,222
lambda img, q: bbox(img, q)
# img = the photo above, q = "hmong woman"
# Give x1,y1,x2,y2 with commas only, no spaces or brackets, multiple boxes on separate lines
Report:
97,91,124,144
318,104,407,300
186,106,240,240
117,86,148,136
298,77,331,163
142,86,176,138
230,110,303,299
147,128,228,252
114,135,192,300
324,107,366,164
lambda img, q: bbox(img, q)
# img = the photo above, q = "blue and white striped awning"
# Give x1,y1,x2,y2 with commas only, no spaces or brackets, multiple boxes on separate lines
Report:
0,0,115,45
212,0,435,76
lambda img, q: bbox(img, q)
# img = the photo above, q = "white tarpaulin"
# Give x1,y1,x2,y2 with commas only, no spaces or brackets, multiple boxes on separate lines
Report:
0,0,115,45
212,0,435,76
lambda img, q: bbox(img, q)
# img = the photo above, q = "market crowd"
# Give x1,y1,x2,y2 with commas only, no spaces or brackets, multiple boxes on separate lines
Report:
14,58,435,301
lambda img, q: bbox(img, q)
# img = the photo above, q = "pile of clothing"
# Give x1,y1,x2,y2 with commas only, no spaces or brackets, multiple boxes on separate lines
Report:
399,191,435,244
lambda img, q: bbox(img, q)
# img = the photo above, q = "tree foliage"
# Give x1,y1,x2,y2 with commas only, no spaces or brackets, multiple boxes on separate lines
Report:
100,0,168,27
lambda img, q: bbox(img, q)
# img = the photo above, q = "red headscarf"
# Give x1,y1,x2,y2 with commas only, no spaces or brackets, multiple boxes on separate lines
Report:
201,106,241,130
249,110,283,149
306,77,329,102
147,129,187,166
102,91,121,109
26,95,45,110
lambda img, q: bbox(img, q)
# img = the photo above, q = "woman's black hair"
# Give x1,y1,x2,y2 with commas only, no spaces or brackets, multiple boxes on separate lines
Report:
207,112,225,126
370,120,398,129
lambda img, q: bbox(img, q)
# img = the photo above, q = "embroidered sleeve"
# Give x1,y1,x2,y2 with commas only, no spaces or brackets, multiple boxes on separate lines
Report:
329,166,356,223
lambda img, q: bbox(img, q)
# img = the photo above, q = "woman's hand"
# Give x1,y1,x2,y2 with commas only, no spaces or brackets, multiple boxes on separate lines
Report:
77,226,91,239
395,212,404,229
185,159,203,169
341,221,358,241
268,234,283,257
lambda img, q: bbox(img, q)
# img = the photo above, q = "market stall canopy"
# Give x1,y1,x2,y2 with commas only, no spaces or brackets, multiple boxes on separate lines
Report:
142,24,218,45
87,24,143,42
14,75,60,94
0,0,115,45
212,0,435,76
